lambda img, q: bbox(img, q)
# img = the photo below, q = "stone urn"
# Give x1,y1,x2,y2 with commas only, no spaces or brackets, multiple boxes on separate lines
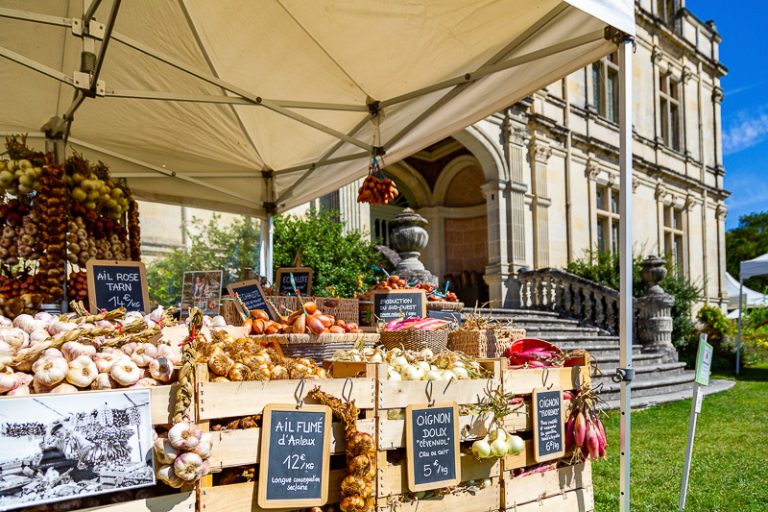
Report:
640,255,668,290
637,256,677,362
389,208,437,285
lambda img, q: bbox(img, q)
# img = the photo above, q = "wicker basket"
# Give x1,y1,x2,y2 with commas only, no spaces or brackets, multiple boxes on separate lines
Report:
263,332,380,362
426,301,464,312
272,296,359,324
380,329,449,352
448,327,526,358
220,297,245,326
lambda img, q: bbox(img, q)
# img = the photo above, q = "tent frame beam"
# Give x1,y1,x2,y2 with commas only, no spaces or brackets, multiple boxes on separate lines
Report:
0,45,74,86
0,6,73,27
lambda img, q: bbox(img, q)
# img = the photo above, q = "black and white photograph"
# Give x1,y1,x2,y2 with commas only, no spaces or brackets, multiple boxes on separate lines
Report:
0,390,155,511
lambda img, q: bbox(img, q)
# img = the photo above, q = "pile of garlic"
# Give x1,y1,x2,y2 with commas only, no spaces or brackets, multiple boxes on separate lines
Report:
154,422,212,487
332,347,490,381
0,307,182,395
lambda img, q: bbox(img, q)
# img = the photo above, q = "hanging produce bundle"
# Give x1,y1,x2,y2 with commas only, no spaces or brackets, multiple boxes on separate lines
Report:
308,387,376,512
34,161,67,301
357,155,398,205
566,386,608,460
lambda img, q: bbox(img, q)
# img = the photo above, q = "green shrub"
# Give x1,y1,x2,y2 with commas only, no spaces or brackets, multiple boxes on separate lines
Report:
738,307,768,365
566,250,701,362
273,208,383,297
696,304,736,370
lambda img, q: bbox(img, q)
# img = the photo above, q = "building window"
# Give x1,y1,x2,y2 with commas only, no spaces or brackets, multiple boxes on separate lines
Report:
659,72,682,151
596,184,620,254
657,0,678,25
592,52,619,123
663,205,685,275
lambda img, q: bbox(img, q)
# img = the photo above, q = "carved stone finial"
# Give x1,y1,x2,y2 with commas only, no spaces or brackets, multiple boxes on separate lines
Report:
389,208,437,285
637,256,677,362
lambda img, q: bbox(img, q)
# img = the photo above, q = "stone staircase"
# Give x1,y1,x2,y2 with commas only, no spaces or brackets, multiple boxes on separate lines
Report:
462,307,731,409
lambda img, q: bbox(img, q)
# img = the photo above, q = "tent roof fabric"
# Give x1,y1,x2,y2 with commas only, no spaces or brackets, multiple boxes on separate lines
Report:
725,272,768,309
0,1,633,217
740,252,768,280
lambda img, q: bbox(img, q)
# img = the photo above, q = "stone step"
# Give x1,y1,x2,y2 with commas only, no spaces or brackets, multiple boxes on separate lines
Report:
520,325,602,337
536,335,620,344
462,307,560,318
592,362,687,382
555,343,641,355
590,352,667,371
600,379,736,410
502,316,581,326
595,370,695,401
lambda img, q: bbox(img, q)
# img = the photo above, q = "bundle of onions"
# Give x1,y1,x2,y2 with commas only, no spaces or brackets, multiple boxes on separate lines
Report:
565,386,607,460
308,387,375,512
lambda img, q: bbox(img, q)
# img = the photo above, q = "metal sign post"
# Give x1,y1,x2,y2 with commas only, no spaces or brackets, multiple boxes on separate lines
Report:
679,334,713,510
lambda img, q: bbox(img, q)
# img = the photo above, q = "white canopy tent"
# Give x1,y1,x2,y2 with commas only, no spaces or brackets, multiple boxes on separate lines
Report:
735,253,768,374
725,272,767,310
0,2,635,509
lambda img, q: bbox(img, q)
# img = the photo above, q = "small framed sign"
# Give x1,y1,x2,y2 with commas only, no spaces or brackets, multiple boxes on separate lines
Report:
226,279,276,320
180,270,223,317
258,404,332,508
695,337,714,386
405,402,461,492
275,267,313,296
532,389,565,462
372,289,427,323
86,259,149,313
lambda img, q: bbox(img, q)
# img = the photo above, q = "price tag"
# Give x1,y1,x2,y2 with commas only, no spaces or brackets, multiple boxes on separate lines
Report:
258,404,332,508
405,402,461,492
86,259,149,313
532,389,565,462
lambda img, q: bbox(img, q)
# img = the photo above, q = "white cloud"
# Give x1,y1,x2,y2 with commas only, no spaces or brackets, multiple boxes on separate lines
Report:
723,108,768,155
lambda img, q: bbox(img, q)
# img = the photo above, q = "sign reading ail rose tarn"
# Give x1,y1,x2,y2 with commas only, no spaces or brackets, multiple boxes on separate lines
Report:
86,259,149,313
0,389,155,512
532,389,565,462
258,404,332,508
405,403,461,492
372,289,427,323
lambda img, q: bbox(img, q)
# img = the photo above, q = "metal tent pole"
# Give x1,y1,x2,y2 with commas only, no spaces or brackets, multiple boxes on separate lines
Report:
618,39,634,512
260,216,274,284
736,279,744,375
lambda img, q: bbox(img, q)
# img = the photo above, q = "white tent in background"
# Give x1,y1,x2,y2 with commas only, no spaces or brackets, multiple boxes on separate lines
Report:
735,253,768,373
725,272,768,310
0,2,637,509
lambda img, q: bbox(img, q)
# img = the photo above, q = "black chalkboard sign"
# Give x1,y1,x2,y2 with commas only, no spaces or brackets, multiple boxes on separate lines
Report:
86,260,149,313
405,403,461,492
532,389,565,462
275,267,313,296
226,279,276,320
427,309,462,326
258,404,332,508
373,289,427,322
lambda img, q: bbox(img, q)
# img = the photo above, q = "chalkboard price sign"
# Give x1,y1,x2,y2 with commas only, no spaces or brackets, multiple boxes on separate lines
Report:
275,267,313,296
532,389,565,462
226,279,276,320
258,404,332,508
373,289,427,323
86,260,149,314
405,402,461,492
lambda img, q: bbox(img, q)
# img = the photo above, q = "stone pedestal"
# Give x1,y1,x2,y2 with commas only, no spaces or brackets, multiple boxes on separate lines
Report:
637,256,678,362
389,208,437,285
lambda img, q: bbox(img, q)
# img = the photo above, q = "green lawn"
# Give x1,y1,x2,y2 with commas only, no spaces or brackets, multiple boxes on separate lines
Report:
592,364,768,511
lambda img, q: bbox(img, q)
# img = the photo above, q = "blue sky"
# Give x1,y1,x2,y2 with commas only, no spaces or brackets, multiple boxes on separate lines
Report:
687,1,768,230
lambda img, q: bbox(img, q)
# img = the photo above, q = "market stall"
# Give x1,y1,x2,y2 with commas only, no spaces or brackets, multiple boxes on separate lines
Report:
0,1,637,510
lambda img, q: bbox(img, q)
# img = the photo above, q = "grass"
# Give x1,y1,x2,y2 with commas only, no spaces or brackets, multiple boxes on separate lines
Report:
592,363,768,511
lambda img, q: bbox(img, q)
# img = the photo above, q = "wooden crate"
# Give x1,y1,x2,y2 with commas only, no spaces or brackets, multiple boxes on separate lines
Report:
502,462,593,512
197,362,377,511
376,359,503,451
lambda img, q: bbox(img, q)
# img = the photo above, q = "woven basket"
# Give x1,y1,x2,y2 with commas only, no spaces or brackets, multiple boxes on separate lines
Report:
426,301,464,312
380,330,449,353
220,297,245,326
263,332,380,362
448,327,526,358
272,296,359,324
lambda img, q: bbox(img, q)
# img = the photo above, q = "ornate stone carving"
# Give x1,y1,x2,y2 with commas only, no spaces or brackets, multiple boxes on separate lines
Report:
712,87,724,104
389,208,437,285
651,46,664,64
532,143,552,163
682,67,694,83
636,256,677,362
716,203,727,220
654,183,666,200
632,177,641,193
586,160,600,180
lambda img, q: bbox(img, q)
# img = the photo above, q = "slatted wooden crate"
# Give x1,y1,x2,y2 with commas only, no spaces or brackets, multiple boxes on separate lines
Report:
502,462,593,512
196,363,377,512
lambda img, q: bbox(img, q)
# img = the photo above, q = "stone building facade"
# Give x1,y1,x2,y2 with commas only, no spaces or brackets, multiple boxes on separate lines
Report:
139,1,728,310
315,0,728,309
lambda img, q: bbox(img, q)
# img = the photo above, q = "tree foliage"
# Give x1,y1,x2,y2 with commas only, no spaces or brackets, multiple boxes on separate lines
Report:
725,211,768,292
146,215,261,307
272,208,382,297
